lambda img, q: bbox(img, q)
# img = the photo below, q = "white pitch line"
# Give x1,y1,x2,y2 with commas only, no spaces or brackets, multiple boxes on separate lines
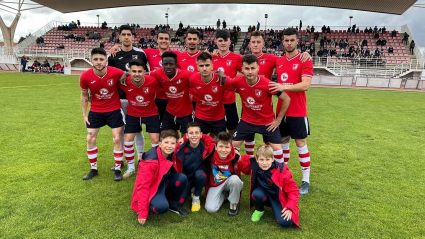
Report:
0,83,72,89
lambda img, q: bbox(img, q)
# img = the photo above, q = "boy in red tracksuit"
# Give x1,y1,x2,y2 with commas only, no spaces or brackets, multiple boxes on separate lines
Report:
239,144,300,228
173,122,216,212
203,132,251,216
131,130,188,226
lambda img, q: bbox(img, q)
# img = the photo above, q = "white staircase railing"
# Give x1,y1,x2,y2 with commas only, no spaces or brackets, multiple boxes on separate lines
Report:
15,20,59,50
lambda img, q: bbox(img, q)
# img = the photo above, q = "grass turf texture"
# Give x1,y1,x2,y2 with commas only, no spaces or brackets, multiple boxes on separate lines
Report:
0,72,424,238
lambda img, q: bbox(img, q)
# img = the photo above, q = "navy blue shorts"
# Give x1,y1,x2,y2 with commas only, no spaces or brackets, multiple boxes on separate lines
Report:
224,102,239,131
233,119,281,144
161,111,193,134
155,98,168,123
194,117,226,136
124,114,160,134
279,116,310,139
87,109,125,129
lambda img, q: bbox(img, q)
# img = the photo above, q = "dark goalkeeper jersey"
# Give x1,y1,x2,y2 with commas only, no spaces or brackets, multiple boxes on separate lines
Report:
108,47,149,99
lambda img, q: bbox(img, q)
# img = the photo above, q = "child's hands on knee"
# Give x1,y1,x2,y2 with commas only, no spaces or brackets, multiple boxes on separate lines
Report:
281,207,292,221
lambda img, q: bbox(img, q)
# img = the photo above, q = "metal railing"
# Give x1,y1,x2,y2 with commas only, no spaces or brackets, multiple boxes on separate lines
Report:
15,20,59,49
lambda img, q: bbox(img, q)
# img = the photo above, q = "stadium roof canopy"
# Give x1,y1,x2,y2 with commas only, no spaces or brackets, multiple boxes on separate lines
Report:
32,0,417,15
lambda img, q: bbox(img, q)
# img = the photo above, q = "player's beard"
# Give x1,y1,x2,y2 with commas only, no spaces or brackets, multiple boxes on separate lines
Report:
94,65,106,72
285,45,297,53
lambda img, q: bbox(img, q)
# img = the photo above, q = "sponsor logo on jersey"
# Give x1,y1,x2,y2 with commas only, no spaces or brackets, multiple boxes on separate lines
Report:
214,59,218,62
247,97,255,105
278,65,283,68
132,55,138,59
136,95,144,102
169,86,177,93
90,81,96,84
118,57,124,60
182,59,187,61
226,60,232,66
143,87,149,94
218,67,225,73
240,88,245,91
204,94,213,102
281,73,289,82
212,86,218,93
128,89,133,92
187,65,195,72
260,59,266,65
255,89,262,97
196,86,201,89
153,55,158,57
107,79,113,86
100,88,109,95
292,64,299,70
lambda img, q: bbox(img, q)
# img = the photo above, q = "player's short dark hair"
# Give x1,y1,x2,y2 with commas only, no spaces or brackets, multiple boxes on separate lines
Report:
162,51,177,63
119,25,133,34
160,130,177,142
197,52,212,62
216,132,232,145
250,30,265,41
187,122,201,132
216,30,230,40
186,28,201,38
242,54,258,65
128,59,145,69
283,27,298,38
157,30,170,39
91,48,107,57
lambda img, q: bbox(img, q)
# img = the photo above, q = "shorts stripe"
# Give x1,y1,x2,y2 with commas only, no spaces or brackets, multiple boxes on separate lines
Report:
120,109,126,124
304,117,309,135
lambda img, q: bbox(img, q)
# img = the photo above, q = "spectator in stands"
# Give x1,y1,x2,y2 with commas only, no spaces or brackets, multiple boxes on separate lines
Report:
381,38,387,46
179,21,183,29
54,62,62,73
41,60,50,73
311,25,315,33
36,37,41,47
93,31,99,39
410,40,415,54
299,20,302,30
101,21,107,29
33,60,41,73
100,42,105,49
374,26,378,32
77,20,81,28
374,32,379,39
380,47,385,57
388,46,394,53
376,38,382,46
320,38,324,49
223,20,227,29
382,26,386,33
391,29,397,38
362,39,368,47
57,44,64,50
347,27,351,33
356,27,360,33
368,27,373,33
374,48,380,58
365,48,371,57
306,25,311,33
217,19,221,29
403,32,409,45
352,24,356,33
320,25,326,33
21,56,28,72
326,26,330,33
257,21,260,31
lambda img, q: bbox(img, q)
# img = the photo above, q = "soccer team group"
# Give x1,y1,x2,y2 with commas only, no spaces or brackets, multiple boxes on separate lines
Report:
79,25,314,228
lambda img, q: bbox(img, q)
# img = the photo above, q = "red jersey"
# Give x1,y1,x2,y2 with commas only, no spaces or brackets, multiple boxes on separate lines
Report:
189,73,230,121
178,50,202,102
118,75,160,117
150,69,194,117
212,51,242,104
228,75,278,125
79,66,123,113
257,53,279,80
143,48,180,100
275,53,313,117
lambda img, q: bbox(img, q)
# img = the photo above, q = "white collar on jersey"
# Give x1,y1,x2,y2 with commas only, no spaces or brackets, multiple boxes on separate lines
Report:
285,52,301,62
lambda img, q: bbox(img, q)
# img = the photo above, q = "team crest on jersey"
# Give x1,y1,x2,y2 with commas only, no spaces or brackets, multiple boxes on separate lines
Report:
226,60,232,66
136,96,144,102
218,67,225,73
176,79,181,84
281,73,289,82
260,59,266,65
212,86,218,93
143,87,149,94
159,60,163,67
169,86,177,93
247,97,255,105
125,63,130,70
107,79,113,86
132,55,138,59
204,94,213,102
292,64,299,70
255,89,262,97
187,65,195,72
100,88,109,95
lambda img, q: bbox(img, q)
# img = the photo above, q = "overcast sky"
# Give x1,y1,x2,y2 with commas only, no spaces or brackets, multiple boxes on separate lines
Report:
1,1,424,50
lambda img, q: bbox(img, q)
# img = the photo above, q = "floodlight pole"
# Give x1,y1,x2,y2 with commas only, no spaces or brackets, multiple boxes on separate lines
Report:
265,14,268,31
349,16,353,27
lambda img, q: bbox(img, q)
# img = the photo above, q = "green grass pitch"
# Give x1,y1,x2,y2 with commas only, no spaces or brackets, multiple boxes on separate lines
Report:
0,72,424,238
